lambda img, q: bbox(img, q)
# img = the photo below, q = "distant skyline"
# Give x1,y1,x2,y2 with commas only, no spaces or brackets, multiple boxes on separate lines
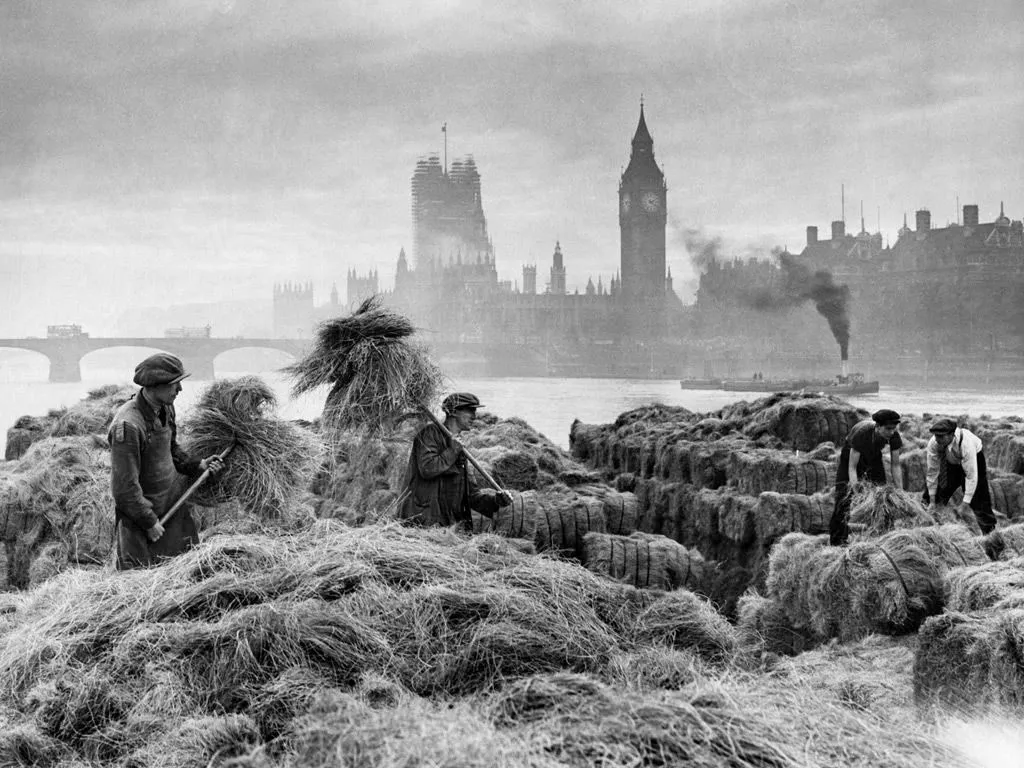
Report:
2,0,1022,335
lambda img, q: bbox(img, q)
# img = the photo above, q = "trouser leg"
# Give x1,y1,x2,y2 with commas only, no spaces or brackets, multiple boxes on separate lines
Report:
970,452,996,535
830,482,852,546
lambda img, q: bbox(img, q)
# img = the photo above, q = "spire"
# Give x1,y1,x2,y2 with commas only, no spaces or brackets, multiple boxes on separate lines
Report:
631,99,653,150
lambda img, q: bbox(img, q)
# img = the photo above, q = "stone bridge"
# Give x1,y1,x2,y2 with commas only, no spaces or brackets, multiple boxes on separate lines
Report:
0,337,310,382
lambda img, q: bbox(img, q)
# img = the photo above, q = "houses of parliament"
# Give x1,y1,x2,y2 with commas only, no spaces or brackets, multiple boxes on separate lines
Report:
273,106,1024,382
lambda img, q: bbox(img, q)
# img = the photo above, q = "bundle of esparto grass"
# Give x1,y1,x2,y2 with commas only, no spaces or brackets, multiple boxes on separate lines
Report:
735,589,819,658
982,523,1024,561
631,589,738,663
847,484,934,536
281,295,445,437
183,376,325,518
728,450,833,496
943,557,1024,612
752,491,832,543
581,531,704,592
532,493,606,558
914,611,998,713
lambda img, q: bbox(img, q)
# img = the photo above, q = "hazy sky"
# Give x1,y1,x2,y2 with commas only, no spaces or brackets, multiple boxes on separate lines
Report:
2,0,1022,335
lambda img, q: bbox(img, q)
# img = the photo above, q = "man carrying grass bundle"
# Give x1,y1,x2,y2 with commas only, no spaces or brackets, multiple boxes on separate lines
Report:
400,392,513,530
923,418,995,535
108,353,224,570
829,408,904,546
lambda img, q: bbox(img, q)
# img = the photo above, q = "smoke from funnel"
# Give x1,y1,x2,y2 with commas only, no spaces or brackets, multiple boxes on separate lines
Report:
745,250,850,359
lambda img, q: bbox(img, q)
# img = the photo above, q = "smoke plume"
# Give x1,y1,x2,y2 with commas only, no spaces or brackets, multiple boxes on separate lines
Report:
680,227,723,269
745,250,851,359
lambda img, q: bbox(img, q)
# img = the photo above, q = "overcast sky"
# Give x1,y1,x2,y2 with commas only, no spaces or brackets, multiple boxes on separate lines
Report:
1,0,1022,335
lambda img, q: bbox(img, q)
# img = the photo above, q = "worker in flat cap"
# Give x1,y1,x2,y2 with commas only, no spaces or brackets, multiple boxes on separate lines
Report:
829,408,905,545
923,418,995,535
399,391,513,531
107,353,224,569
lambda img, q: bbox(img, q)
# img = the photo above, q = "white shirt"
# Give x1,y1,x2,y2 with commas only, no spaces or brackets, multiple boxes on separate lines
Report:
926,427,983,503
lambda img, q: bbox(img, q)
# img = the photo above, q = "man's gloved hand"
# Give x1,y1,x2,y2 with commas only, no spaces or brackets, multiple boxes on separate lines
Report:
146,522,165,542
497,490,514,507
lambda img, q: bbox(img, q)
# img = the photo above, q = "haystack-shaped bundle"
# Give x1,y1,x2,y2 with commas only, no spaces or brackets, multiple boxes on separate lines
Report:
982,523,1024,561
741,394,864,452
727,450,833,496
848,485,934,537
631,589,738,663
183,376,324,517
752,491,832,543
943,557,1024,612
989,470,1024,520
735,590,819,657
533,494,606,559
281,295,445,438
581,531,705,591
5,384,135,460
311,431,411,512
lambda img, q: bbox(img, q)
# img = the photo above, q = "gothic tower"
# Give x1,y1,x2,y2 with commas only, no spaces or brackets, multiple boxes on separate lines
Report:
619,103,667,306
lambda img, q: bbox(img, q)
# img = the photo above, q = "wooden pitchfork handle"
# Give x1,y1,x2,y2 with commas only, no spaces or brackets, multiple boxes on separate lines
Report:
159,444,235,526
421,407,504,494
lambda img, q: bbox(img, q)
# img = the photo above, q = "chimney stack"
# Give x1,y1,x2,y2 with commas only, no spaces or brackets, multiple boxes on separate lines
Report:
915,209,931,232
841,358,849,378
806,226,818,245
963,204,979,227
831,220,845,239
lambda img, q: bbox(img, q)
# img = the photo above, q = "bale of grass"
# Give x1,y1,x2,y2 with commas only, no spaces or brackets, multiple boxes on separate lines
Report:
571,484,639,535
914,612,996,712
982,523,1024,561
944,558,1024,612
728,450,833,496
631,589,738,663
753,491,832,543
879,524,988,573
533,494,606,559
742,395,863,452
847,485,934,537
489,490,537,540
581,531,704,592
281,295,445,437
736,590,819,657
184,376,325,517
989,470,1024,520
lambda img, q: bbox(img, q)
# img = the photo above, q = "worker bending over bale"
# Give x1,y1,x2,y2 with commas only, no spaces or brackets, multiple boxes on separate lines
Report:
923,417,995,535
829,408,903,546
400,392,513,531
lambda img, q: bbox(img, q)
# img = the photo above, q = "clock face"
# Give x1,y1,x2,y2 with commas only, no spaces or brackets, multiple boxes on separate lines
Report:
641,191,660,212
621,193,631,213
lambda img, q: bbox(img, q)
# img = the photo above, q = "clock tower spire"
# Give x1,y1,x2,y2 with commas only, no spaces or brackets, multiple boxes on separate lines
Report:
619,101,667,323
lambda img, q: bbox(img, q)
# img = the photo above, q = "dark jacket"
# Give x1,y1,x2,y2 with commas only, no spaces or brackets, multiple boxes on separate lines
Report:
108,393,202,569
399,422,501,530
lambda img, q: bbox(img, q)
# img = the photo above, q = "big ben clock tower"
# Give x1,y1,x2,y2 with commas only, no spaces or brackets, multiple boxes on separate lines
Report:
619,102,667,308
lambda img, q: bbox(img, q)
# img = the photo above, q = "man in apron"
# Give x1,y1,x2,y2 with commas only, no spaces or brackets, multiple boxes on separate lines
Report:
108,353,224,569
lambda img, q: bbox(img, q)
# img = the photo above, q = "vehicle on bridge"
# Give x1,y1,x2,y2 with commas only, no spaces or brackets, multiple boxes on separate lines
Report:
165,325,212,338
46,324,89,339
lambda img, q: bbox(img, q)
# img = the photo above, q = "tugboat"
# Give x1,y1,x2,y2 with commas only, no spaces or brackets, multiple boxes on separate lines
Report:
722,361,879,395
679,376,724,390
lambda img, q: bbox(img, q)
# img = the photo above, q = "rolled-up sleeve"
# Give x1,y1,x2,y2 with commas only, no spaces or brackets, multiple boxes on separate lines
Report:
109,422,159,531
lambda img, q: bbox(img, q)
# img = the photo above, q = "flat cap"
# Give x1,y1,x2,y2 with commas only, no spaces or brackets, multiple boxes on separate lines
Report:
929,417,958,435
133,353,191,387
871,408,901,426
442,392,483,413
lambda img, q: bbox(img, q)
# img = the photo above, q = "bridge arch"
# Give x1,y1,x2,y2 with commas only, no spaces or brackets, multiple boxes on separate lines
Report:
0,347,51,382
212,346,298,378
79,345,180,383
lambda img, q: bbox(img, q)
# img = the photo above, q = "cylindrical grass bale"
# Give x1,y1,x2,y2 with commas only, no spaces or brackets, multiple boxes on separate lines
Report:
899,449,928,493
879,524,988,574
944,558,1024,612
735,590,819,657
533,495,606,559
989,471,1024,520
490,490,537,540
728,451,833,496
753,491,832,543
848,485,934,537
581,532,704,591
982,523,1024,561
573,485,639,536
914,612,996,712
184,376,325,518
631,590,738,664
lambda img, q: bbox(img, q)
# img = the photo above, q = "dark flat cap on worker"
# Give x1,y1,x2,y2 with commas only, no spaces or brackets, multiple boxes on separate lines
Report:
871,408,901,426
442,392,483,413
133,353,191,387
929,418,958,435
